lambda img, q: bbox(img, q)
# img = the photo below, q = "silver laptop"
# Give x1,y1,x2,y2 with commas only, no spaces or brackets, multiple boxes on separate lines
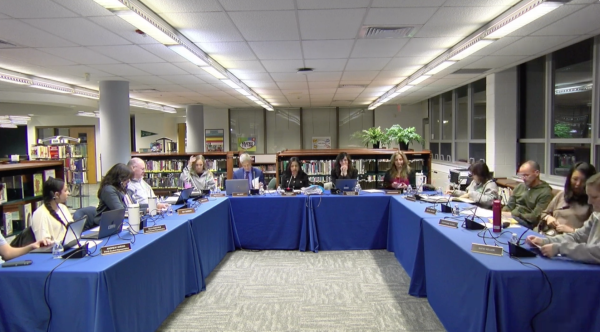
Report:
336,179,358,191
226,179,249,195
31,216,87,253
80,209,125,239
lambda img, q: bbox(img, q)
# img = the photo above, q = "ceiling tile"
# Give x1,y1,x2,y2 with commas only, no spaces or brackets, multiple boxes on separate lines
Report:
297,0,370,9
371,0,445,7
532,5,600,37
249,41,302,60
302,40,354,59
90,45,164,63
341,71,379,81
351,39,408,58
244,80,279,89
308,81,340,89
0,20,75,47
172,62,207,75
38,47,120,65
492,36,576,56
137,44,189,63
384,57,428,71
463,55,529,70
306,72,343,81
219,0,295,11
89,64,150,76
417,6,511,37
196,42,257,62
364,7,437,25
229,11,299,41
443,0,519,5
271,73,308,82
53,0,114,16
395,37,459,59
126,75,173,85
0,0,76,18
43,64,112,79
160,75,208,85
161,12,244,43
143,0,223,13
88,16,163,45
0,48,75,66
130,63,189,76
24,18,130,46
277,81,309,90
261,59,304,72
305,59,348,72
346,58,391,71
309,88,337,94
298,9,366,39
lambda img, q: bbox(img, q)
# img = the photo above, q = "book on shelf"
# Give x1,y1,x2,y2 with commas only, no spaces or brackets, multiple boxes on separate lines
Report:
144,173,179,188
19,203,32,228
33,173,43,196
2,212,13,236
206,159,227,172
43,169,56,181
0,183,6,204
145,159,185,172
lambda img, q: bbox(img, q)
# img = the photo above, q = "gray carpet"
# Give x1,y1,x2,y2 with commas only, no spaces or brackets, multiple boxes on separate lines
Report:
157,250,445,332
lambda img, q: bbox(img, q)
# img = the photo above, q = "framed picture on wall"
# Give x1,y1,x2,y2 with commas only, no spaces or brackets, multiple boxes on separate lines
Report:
205,129,224,152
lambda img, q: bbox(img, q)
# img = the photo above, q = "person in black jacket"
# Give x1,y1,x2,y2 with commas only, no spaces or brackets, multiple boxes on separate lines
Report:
331,152,358,184
94,163,134,226
280,157,310,189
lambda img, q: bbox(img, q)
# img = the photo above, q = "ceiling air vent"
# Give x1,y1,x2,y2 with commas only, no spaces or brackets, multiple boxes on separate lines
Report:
338,84,367,89
450,68,491,75
0,39,17,49
359,25,420,39
130,88,159,93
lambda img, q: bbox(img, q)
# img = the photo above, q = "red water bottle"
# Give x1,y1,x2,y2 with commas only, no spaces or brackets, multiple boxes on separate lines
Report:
492,200,501,233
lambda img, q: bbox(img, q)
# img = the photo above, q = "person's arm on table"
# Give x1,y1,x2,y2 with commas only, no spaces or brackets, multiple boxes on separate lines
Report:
540,192,561,227
537,215,600,262
0,238,53,261
469,182,499,208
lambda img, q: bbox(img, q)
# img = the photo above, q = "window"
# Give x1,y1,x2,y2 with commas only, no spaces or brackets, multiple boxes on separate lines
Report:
471,79,486,140
430,143,439,160
519,56,546,139
229,108,265,153
442,91,453,140
440,143,452,162
338,108,374,148
430,97,440,141
552,39,592,139
266,108,301,153
519,143,545,173
551,143,591,176
469,143,486,164
456,142,469,163
455,86,468,140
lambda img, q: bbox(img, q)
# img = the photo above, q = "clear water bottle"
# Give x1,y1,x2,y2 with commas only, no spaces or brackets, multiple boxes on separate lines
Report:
276,186,283,195
354,177,361,193
407,184,413,193
52,241,64,259
452,204,459,216
166,205,174,217
511,233,518,245
259,184,265,195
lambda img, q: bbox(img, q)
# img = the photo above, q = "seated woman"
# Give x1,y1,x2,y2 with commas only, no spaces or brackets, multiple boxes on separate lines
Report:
527,173,600,264
280,157,310,190
94,163,134,226
180,155,216,191
447,162,498,209
540,162,596,235
330,152,358,184
31,177,73,241
383,151,411,190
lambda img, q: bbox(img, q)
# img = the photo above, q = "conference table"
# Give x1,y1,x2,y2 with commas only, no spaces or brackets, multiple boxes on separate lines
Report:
2,192,600,332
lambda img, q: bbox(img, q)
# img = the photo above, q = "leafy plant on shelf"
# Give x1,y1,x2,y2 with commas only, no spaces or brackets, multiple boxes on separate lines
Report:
554,123,572,138
385,125,424,150
352,126,386,148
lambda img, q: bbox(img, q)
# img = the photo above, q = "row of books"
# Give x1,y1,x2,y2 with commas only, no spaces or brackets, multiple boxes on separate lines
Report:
66,170,87,184
143,173,180,188
145,160,186,172
30,145,71,159
66,158,86,171
1,202,38,237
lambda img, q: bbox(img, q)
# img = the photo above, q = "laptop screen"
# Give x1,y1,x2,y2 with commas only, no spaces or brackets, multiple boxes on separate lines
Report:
63,216,87,246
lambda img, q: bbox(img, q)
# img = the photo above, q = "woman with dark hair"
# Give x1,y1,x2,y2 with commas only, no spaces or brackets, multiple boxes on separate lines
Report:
447,161,498,208
94,163,134,225
31,177,73,241
280,157,310,189
540,162,596,235
331,152,358,184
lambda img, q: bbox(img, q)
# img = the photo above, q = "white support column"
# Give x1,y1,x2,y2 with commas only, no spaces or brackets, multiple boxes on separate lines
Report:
99,80,130,175
186,104,204,153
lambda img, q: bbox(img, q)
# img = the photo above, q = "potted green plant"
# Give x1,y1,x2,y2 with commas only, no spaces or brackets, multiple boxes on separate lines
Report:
352,126,386,148
385,125,424,151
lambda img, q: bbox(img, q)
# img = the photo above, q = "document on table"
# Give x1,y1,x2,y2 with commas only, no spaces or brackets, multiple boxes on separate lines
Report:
362,189,385,193
420,195,451,203
460,207,494,218
252,177,259,189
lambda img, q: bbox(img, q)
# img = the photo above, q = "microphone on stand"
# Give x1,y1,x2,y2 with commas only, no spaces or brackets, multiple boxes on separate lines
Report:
464,179,494,230
441,188,457,213
285,174,294,192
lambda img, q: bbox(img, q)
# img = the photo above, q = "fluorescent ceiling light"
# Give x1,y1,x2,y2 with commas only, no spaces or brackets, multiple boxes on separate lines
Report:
409,75,431,85
396,85,414,93
77,111,99,118
246,95,259,101
0,71,32,85
162,106,176,113
485,2,563,39
0,124,17,128
235,89,251,96
10,120,28,125
168,45,208,66
201,66,227,79
449,39,494,61
30,80,74,94
130,100,147,108
147,103,164,111
555,83,593,95
8,116,31,121
425,61,457,75
73,89,99,99
221,79,241,89
92,0,126,9
115,10,178,45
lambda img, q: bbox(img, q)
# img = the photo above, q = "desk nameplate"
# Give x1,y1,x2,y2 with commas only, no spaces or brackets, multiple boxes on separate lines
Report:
343,191,359,196
471,243,503,256
425,206,437,215
101,243,132,256
386,191,401,195
143,225,167,234
282,192,297,196
199,198,209,203
232,192,248,197
439,219,458,228
210,193,226,197
405,195,417,202
177,208,195,215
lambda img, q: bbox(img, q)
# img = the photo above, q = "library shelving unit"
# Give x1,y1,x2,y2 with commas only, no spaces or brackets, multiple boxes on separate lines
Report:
131,152,229,196
276,149,432,189
0,160,64,237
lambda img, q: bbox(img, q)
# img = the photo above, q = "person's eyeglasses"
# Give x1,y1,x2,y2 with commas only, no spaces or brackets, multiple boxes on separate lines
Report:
517,173,532,179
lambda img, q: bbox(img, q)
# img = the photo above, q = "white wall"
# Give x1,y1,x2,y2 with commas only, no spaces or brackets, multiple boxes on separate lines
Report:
134,113,177,151
374,101,428,151
203,107,229,151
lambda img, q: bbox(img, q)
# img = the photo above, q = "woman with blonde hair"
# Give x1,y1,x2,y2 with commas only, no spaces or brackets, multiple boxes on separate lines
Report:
383,151,411,189
180,155,216,191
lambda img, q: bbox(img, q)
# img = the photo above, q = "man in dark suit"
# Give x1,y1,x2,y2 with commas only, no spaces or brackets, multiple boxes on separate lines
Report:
232,153,264,189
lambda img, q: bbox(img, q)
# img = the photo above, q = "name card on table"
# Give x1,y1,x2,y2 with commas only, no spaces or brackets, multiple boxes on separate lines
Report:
199,198,209,203
438,219,458,228
101,243,132,256
211,193,226,197
282,192,297,196
424,206,437,215
177,208,195,215
343,191,358,196
232,192,248,197
471,243,503,257
143,224,167,234
405,195,417,202
386,191,401,195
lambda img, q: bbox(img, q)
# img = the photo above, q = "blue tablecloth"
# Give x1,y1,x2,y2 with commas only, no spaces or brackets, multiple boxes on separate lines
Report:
0,215,202,332
189,198,235,283
421,218,600,332
308,192,390,251
229,194,309,250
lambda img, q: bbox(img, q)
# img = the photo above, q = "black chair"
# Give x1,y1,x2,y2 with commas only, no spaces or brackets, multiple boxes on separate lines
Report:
74,206,97,231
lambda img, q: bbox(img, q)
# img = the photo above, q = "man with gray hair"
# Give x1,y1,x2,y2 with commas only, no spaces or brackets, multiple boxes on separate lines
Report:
527,173,600,264
127,158,168,209
502,160,553,229
232,153,264,189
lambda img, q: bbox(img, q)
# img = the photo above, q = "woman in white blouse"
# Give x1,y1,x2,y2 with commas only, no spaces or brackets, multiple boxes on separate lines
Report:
31,177,73,241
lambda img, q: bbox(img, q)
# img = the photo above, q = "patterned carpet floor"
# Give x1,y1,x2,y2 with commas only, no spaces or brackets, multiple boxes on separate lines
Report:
157,250,445,332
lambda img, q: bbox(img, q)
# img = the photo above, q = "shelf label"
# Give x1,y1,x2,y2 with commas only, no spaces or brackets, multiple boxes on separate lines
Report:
101,243,131,255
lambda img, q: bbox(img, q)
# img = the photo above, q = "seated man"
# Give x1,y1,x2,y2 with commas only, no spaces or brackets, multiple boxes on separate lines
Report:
127,158,168,210
232,153,264,189
527,173,600,263
502,160,553,229
0,233,52,262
